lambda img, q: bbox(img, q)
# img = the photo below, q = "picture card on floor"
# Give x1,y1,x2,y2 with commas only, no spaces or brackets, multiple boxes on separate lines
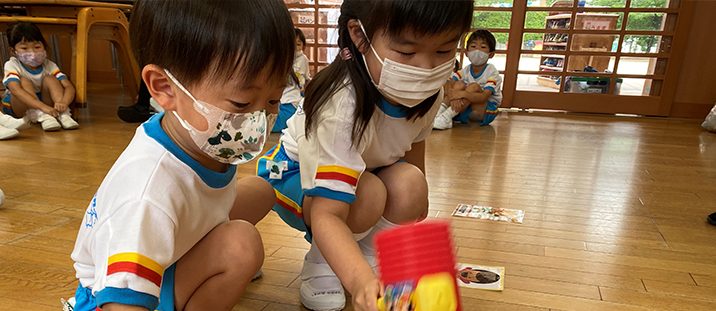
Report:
456,263,504,291
452,204,524,223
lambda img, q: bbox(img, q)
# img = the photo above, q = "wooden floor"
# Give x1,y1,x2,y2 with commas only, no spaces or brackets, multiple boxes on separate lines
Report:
1,84,715,311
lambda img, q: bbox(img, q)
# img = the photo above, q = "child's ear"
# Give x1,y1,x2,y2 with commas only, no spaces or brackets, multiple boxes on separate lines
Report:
8,47,14,56
489,52,496,59
143,65,177,111
346,19,369,54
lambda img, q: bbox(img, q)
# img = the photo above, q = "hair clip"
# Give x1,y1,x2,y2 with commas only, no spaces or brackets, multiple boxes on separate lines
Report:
339,47,353,60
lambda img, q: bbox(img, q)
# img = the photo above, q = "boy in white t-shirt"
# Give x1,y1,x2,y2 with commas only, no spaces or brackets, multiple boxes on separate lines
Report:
1,21,78,132
67,1,296,310
434,29,502,129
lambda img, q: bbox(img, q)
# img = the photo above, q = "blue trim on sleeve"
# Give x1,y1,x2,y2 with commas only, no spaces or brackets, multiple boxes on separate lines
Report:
57,75,67,81
451,76,459,82
20,63,43,75
304,187,356,204
470,65,488,79
143,113,237,189
95,287,159,310
483,86,496,94
3,78,19,87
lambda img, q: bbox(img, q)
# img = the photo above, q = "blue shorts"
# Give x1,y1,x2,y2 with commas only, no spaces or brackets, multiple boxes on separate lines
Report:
1,93,42,117
453,101,499,126
73,263,176,311
257,143,312,242
271,103,297,133
257,143,402,243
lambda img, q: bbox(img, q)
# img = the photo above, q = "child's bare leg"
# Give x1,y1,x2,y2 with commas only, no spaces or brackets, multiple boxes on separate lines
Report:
173,220,263,311
229,176,276,225
468,101,488,122
9,77,44,117
42,75,67,112
303,172,387,234
376,162,428,223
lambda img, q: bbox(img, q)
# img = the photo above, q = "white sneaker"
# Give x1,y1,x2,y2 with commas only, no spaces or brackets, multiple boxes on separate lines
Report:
0,125,19,140
0,113,30,131
252,268,263,280
0,188,5,207
436,103,448,116
38,114,61,131
300,258,345,311
433,113,454,130
58,111,79,130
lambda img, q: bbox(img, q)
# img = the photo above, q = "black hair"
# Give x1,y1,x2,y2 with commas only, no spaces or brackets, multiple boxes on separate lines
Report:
454,59,461,73
6,21,47,49
130,0,295,88
295,27,306,48
467,29,496,52
304,0,474,146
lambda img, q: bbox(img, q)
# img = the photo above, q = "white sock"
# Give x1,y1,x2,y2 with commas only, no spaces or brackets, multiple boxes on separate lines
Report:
303,242,342,291
358,217,396,257
305,242,327,264
28,109,43,123
440,106,460,120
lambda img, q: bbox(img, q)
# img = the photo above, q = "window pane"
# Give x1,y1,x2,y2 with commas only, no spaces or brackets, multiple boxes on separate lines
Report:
526,12,571,29
565,76,619,94
622,35,665,53
626,13,665,31
518,74,560,92
521,32,569,51
473,11,512,29
630,0,670,8
568,55,615,72
576,12,623,30
616,57,660,75
527,0,571,8
474,0,514,7
571,34,619,52
619,78,660,96
582,0,626,8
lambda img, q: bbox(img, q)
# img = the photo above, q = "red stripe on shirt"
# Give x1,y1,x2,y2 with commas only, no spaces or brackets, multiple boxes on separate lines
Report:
107,261,162,287
315,172,358,187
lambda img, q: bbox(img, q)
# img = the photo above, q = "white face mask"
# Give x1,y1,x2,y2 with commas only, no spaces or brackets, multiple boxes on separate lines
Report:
358,21,454,108
165,70,271,165
467,50,490,66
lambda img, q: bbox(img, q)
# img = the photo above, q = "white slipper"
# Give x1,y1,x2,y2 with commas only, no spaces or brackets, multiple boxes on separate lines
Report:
300,257,345,311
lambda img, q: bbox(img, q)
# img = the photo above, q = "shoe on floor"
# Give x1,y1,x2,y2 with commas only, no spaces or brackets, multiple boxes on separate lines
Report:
252,268,263,280
118,104,153,123
38,114,61,132
0,125,19,140
433,113,454,130
708,212,716,226
58,112,79,130
300,257,345,311
0,113,30,131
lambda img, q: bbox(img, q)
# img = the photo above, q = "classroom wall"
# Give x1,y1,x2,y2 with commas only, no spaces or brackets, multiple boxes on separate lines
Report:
669,0,716,118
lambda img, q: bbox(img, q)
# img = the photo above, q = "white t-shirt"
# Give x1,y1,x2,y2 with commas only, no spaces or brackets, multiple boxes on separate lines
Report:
293,52,310,87
452,63,502,105
3,57,67,94
281,85,442,203
281,82,302,108
70,113,237,310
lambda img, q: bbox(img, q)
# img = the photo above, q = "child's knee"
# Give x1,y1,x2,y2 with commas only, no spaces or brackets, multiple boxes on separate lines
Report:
465,83,481,92
468,110,484,122
216,220,264,268
41,75,61,88
237,176,276,210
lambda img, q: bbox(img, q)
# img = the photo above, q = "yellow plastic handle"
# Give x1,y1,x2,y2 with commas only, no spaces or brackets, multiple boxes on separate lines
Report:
377,297,386,311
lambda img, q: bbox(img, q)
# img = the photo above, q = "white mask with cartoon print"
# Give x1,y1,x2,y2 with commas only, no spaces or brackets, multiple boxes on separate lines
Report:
165,69,269,165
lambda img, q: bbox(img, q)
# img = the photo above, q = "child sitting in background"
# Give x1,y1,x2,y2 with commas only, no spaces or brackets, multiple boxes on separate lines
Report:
433,29,502,130
294,27,310,91
1,21,78,132
272,28,310,133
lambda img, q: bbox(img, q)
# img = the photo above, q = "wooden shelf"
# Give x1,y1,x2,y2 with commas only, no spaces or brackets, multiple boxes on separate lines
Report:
542,54,566,58
543,42,567,46
536,76,561,89
540,65,563,70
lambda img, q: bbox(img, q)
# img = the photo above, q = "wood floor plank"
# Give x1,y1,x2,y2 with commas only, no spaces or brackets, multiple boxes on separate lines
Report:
642,279,716,301
599,286,715,310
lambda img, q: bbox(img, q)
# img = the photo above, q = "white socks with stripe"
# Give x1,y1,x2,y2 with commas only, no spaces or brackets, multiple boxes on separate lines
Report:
357,217,396,267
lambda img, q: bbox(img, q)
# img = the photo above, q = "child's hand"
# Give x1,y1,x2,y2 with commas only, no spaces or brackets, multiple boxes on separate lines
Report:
450,98,470,112
41,106,60,118
352,275,382,311
54,102,69,113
